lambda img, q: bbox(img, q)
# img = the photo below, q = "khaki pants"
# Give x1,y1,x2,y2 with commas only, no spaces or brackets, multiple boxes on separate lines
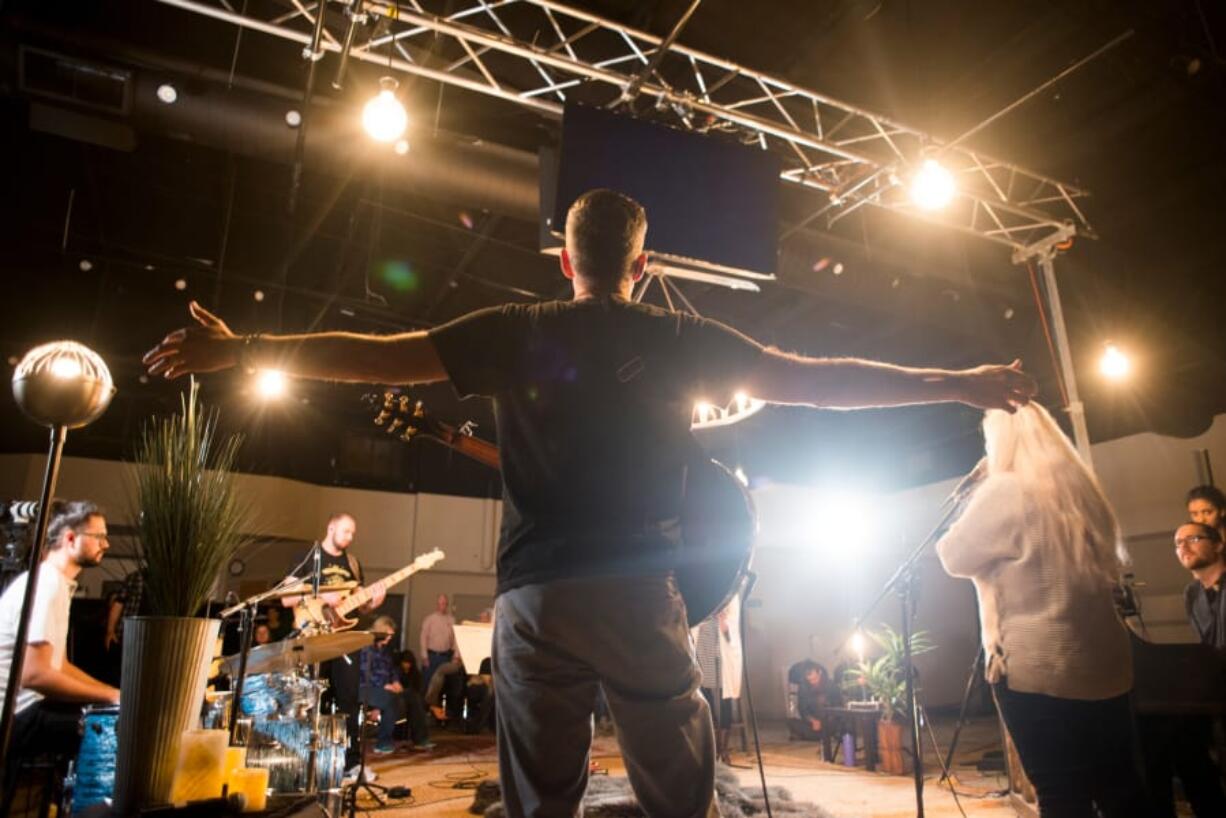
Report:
494,574,719,818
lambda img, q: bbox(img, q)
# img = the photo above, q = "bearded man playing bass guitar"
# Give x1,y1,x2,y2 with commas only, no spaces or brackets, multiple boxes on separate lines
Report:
145,188,1035,818
280,511,384,777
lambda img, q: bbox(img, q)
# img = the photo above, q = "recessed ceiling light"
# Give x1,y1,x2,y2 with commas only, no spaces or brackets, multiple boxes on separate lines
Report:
156,83,178,104
79,259,94,272
285,109,302,128
174,278,187,291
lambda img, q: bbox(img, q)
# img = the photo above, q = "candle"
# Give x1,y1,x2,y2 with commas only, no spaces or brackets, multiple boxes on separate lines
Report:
169,729,228,805
223,746,247,786
229,767,269,812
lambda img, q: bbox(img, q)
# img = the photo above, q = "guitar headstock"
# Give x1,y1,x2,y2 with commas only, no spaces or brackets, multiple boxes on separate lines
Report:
367,392,446,443
415,548,446,570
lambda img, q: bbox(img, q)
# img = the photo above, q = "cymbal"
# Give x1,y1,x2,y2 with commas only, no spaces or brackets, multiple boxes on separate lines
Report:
221,631,374,676
272,581,359,597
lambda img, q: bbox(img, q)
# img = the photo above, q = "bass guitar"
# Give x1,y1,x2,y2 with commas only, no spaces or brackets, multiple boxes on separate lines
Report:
293,547,445,635
367,393,755,625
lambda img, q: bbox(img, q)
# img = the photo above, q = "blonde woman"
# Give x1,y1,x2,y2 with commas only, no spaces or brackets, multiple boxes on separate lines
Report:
936,404,1145,817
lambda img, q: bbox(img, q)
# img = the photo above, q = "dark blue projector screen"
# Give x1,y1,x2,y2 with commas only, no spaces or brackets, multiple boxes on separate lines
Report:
551,104,781,277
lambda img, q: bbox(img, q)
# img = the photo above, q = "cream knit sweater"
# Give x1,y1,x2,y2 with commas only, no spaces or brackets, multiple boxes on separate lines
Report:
936,473,1133,701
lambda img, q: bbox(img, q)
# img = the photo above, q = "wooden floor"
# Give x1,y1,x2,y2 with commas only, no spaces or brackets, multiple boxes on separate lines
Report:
356,715,1024,818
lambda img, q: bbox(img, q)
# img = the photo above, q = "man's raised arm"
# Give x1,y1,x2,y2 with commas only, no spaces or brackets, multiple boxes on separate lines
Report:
742,349,1036,412
143,301,449,385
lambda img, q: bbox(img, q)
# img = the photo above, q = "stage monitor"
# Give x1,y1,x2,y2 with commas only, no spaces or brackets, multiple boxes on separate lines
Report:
548,104,780,281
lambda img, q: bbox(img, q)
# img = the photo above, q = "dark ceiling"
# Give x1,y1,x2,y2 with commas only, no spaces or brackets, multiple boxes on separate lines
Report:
1,0,1224,500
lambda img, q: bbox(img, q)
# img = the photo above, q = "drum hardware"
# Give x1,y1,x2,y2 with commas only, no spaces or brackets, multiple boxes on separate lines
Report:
341,702,388,817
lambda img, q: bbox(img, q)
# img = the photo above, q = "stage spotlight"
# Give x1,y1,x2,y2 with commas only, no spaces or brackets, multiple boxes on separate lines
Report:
79,259,94,272
362,77,408,143
909,158,956,211
156,83,178,104
394,139,410,156
174,278,187,291
1099,343,1130,380
285,109,302,128
813,492,871,549
694,401,713,423
849,631,866,662
253,290,265,302
256,369,287,400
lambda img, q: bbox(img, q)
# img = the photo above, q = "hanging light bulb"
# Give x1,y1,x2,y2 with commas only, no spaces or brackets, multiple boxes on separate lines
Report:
1099,343,1131,380
362,77,408,143
909,158,957,211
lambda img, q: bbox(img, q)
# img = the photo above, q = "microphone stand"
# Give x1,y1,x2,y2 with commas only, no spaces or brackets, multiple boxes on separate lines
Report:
844,467,982,818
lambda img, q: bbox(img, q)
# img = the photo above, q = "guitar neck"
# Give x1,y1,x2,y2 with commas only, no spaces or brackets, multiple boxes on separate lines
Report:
335,555,441,616
431,421,500,470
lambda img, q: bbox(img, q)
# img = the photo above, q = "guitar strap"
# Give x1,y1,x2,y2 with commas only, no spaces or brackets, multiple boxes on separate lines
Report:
345,551,363,586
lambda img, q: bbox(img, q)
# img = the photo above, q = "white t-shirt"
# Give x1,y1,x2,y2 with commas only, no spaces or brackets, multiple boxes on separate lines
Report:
0,564,76,713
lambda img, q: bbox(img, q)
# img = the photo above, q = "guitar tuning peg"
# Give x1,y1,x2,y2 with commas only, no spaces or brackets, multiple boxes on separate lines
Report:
398,396,410,413
414,400,424,417
373,410,389,426
382,392,394,409
400,428,417,441
386,418,404,434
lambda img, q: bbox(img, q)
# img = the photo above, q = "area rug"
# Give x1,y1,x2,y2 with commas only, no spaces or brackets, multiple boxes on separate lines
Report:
469,764,838,818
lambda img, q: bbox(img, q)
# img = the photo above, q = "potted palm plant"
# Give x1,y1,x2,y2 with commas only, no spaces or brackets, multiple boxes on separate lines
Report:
841,625,934,775
113,381,249,813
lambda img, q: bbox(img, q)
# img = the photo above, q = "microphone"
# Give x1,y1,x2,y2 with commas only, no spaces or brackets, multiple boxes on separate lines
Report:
943,458,988,508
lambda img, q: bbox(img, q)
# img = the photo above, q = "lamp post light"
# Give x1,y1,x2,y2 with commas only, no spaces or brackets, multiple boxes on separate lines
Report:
0,341,114,785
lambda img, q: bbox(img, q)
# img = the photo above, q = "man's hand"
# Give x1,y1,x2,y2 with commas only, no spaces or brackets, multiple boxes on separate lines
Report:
809,717,822,732
104,630,118,650
955,359,1036,413
362,584,387,613
143,301,239,379
384,681,403,694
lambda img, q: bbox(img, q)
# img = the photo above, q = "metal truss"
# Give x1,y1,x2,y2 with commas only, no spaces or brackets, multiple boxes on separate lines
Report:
155,0,1093,252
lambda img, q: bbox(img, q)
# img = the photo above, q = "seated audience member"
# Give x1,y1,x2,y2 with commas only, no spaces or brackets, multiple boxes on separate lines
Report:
463,657,495,735
264,606,291,641
425,655,466,722
1141,522,1226,817
0,502,120,789
253,623,272,646
1186,485,1226,542
394,649,433,749
788,661,838,743
358,616,407,754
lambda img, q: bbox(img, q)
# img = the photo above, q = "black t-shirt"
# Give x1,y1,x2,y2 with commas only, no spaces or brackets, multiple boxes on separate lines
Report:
428,297,764,593
289,548,363,590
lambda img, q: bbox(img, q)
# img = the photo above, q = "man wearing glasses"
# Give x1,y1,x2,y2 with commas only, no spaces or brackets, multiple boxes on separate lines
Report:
1175,522,1226,649
0,500,120,786
1143,522,1226,817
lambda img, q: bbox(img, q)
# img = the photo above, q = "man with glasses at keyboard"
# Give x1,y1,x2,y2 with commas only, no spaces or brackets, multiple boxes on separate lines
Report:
0,500,120,790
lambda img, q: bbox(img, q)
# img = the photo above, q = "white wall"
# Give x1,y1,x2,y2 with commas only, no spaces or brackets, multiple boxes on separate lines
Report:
2,411,1221,715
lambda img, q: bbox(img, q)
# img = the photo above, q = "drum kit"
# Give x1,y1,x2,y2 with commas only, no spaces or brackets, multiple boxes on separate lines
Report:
70,583,377,816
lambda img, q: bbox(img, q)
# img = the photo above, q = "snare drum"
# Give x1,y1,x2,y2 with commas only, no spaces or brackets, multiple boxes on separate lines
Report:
73,704,119,815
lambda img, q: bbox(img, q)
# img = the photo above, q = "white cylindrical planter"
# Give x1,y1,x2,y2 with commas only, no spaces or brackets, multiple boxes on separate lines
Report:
113,616,221,814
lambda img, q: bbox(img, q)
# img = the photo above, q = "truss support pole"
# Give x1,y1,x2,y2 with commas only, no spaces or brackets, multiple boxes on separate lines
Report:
1015,228,1093,470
